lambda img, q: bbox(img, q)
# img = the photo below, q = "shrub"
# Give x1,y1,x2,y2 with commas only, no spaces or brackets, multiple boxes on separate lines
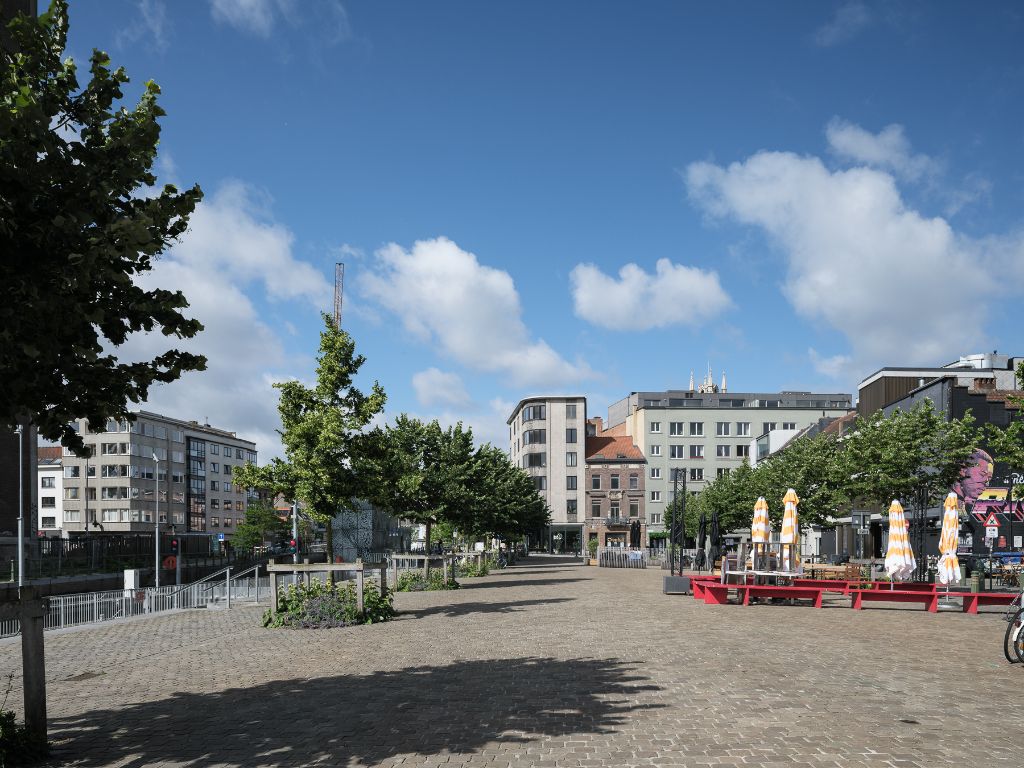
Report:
1,673,47,766
457,558,489,578
395,570,460,592
587,538,599,557
262,580,394,628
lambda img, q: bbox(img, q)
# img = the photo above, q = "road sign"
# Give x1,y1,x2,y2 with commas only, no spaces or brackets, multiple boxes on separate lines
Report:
218,533,225,541
986,526,999,540
857,528,869,535
983,512,1001,528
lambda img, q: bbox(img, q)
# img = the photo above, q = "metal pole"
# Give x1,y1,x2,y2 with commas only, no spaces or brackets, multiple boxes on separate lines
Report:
671,470,679,576
154,454,160,590
16,424,24,588
681,471,688,573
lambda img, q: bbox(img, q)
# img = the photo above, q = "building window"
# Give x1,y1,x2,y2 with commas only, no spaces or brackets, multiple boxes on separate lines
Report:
690,444,704,459
101,486,129,500
717,467,731,478
41,516,56,528
762,422,777,435
689,422,704,436
523,429,547,445
669,422,684,436
209,480,220,491
609,502,620,518
649,444,661,457
717,445,731,458
566,404,577,418
210,444,219,455
63,510,81,522
567,499,578,521
650,421,661,434
524,453,546,468
566,452,577,467
649,512,662,525
224,517,233,527
40,476,55,489
716,422,731,436
609,474,619,490
591,475,601,490
210,516,220,528
224,500,233,511
210,462,220,473
782,422,797,430
629,474,638,490
566,428,577,444
737,445,750,458
736,422,751,436
690,468,704,481
591,501,601,518
532,476,546,491
41,496,56,508
629,502,639,517
63,466,80,479
522,404,546,422
650,467,661,479
650,491,661,502
210,498,220,509
64,487,79,500
669,445,684,459
224,465,232,475
567,475,577,490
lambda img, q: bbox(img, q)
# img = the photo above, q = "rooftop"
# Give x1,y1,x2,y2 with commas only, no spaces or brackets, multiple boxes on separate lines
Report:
585,434,645,462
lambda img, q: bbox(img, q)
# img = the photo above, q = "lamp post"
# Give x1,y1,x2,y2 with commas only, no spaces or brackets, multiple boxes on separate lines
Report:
16,424,24,587
153,453,160,590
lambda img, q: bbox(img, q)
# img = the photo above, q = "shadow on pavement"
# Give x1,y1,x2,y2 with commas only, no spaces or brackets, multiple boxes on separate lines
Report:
399,597,575,619
49,657,663,767
458,578,588,590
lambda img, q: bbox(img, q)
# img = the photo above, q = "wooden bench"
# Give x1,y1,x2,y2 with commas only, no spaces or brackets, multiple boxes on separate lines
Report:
850,588,938,612
791,578,853,594
690,577,721,600
701,583,735,605
740,584,824,608
961,592,1019,614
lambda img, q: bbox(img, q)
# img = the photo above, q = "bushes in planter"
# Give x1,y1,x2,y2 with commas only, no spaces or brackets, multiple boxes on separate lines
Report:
262,579,394,628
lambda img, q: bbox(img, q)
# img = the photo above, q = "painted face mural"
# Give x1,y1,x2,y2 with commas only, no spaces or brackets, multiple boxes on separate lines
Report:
953,448,994,507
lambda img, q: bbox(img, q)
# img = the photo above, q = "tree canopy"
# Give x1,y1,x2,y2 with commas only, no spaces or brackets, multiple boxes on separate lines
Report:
1,0,205,453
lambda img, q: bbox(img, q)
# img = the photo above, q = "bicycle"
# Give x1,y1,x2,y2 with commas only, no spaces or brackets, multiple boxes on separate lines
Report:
1002,590,1024,664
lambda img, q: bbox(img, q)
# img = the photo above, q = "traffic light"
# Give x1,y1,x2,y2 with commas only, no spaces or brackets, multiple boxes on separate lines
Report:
288,538,298,554
169,538,179,555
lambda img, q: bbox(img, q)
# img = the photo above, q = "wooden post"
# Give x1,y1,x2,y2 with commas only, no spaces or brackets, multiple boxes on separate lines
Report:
356,568,364,615
390,559,397,589
379,566,388,599
443,556,449,584
19,586,47,748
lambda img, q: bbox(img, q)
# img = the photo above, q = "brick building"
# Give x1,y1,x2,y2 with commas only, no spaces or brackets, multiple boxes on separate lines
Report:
584,418,646,548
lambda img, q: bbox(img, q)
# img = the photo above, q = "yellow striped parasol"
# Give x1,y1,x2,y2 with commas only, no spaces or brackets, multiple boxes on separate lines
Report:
884,500,916,582
751,497,771,544
780,488,799,571
937,492,962,585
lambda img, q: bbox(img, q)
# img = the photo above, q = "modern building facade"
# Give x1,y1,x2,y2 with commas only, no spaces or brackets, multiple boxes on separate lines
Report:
507,396,586,552
37,446,62,538
584,418,645,548
606,380,853,535
60,411,257,538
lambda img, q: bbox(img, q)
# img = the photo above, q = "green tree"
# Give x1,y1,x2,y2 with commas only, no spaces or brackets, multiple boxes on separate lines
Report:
233,315,386,565
464,443,549,542
1,0,205,454
843,399,978,514
231,499,290,553
754,433,850,530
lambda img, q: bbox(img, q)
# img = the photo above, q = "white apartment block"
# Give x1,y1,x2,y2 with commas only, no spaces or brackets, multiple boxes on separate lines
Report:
607,385,852,533
37,453,63,537
507,396,586,550
60,411,257,537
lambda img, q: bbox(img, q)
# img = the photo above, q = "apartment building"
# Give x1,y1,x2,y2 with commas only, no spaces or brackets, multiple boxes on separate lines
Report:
607,379,852,535
507,396,586,552
37,446,63,538
60,411,257,537
584,419,645,548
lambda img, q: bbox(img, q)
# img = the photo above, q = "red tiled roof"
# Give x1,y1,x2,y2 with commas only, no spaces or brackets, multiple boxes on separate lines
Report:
821,412,858,436
37,446,62,460
585,434,645,461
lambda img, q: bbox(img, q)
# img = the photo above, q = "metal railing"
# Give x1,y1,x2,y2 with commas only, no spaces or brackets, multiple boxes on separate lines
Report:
0,567,274,639
596,547,647,568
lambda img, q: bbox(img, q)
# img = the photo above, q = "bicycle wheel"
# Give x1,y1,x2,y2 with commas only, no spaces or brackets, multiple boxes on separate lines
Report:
1004,608,1024,664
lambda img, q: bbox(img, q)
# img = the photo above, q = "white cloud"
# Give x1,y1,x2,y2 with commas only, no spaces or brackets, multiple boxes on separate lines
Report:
813,1,871,47
118,0,169,52
809,348,854,380
685,146,1023,375
412,368,471,409
570,259,731,331
209,0,351,42
116,182,332,460
826,118,938,182
359,237,591,388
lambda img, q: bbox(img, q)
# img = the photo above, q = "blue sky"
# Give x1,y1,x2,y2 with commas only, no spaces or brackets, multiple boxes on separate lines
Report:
65,0,1024,454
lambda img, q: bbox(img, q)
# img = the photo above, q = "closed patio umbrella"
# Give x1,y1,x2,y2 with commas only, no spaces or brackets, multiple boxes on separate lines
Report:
751,496,771,570
695,512,707,571
780,488,800,572
884,499,916,587
937,492,962,585
709,510,721,572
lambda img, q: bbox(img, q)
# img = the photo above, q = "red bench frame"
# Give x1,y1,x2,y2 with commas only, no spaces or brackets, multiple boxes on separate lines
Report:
961,592,1018,614
850,588,938,612
740,584,823,608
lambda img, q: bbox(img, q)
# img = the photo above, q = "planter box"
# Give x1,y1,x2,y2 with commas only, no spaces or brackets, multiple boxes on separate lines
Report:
588,558,598,566
663,575,691,594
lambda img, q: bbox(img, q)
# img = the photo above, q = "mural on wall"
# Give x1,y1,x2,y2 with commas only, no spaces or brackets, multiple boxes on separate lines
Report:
952,448,994,507
952,448,1023,555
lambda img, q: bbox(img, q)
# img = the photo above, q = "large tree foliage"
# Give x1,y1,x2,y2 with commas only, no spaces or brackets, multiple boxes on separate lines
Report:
233,315,386,564
1,0,205,453
231,499,290,552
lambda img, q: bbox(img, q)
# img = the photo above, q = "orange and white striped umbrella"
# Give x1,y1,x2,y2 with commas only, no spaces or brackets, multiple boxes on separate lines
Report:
780,488,799,570
884,499,916,581
937,492,962,585
751,497,771,544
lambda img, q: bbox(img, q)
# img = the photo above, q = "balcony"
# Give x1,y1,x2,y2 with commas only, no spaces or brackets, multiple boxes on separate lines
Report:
603,516,631,528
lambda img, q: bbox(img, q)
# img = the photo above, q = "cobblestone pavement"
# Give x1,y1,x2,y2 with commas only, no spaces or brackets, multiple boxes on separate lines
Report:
2,558,1022,767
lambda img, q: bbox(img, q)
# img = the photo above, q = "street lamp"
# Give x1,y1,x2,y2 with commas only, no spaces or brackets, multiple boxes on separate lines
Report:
153,452,160,589
16,424,24,587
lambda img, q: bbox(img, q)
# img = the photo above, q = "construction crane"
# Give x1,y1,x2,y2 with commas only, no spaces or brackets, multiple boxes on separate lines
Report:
333,262,344,329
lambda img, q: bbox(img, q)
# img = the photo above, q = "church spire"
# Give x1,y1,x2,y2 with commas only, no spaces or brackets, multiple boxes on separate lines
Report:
689,370,695,391
721,371,727,393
